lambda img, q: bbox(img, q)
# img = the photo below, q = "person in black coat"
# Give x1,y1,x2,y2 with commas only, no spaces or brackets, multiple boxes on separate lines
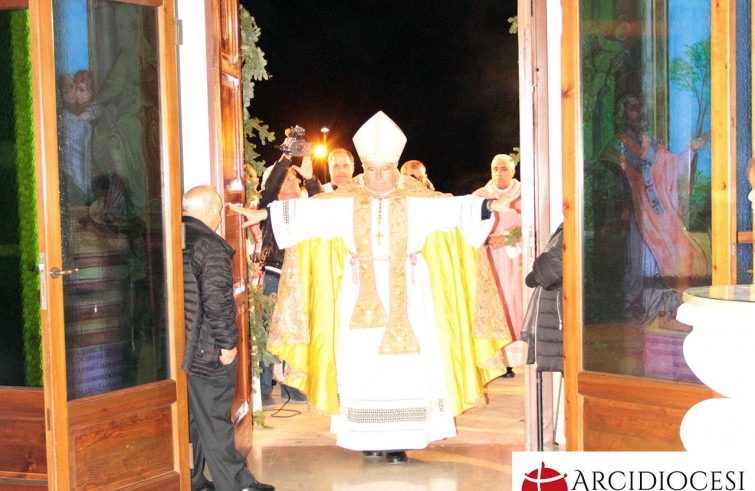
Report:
521,223,564,373
182,185,274,491
253,153,322,408
257,153,323,272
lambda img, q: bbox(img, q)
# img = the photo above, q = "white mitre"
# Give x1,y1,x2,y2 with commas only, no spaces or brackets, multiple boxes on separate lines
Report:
352,111,407,164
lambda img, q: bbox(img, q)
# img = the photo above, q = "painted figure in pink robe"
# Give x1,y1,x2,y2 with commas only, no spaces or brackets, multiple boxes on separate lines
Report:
596,95,710,329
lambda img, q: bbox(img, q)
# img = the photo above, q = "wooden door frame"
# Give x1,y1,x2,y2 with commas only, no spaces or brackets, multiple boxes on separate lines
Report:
561,0,736,451
560,0,582,451
29,0,70,485
155,1,190,485
29,0,188,488
517,0,559,450
155,0,190,486
710,0,737,284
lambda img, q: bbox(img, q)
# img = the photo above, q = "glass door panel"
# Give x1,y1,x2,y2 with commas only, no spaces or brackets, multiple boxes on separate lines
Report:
580,0,712,382
53,0,167,399
736,1,753,283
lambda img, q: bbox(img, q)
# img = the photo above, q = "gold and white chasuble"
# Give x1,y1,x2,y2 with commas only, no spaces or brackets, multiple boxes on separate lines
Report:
267,178,511,451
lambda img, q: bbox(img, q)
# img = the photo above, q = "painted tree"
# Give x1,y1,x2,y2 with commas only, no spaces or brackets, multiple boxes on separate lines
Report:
669,39,710,196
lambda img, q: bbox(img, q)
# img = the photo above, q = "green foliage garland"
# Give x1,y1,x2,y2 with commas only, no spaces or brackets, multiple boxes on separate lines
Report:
239,6,278,424
509,147,520,164
240,6,274,188
508,16,518,34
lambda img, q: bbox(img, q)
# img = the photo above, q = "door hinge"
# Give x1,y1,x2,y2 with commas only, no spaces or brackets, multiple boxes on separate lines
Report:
175,19,183,45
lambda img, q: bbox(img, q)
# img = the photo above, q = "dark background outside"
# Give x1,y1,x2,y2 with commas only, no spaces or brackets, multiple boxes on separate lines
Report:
243,0,520,195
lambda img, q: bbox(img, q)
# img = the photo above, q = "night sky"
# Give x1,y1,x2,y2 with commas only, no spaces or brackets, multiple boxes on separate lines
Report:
242,1,520,195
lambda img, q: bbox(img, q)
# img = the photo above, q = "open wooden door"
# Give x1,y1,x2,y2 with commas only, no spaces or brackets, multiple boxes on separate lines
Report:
561,0,736,450
208,0,254,456
0,0,188,489
0,1,48,489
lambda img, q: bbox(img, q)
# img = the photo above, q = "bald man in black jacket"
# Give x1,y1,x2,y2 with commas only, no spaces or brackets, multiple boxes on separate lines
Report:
182,185,274,491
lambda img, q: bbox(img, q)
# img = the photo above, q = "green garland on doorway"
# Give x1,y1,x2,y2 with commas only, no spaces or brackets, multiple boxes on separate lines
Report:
240,5,277,426
12,10,42,388
508,15,518,34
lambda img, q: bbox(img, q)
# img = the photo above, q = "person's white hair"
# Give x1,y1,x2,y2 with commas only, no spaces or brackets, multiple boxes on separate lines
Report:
491,154,515,170
182,185,220,214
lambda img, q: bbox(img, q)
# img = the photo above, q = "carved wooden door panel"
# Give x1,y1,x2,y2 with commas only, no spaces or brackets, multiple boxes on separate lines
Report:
212,0,253,456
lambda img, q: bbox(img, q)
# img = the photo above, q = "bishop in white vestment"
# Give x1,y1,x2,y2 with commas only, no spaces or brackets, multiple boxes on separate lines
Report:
232,112,513,461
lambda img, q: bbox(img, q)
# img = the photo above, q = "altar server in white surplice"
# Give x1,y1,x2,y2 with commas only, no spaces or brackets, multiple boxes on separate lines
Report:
230,111,513,464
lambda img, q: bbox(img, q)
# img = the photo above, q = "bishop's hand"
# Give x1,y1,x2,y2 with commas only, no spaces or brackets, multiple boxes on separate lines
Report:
227,203,268,228
489,195,516,213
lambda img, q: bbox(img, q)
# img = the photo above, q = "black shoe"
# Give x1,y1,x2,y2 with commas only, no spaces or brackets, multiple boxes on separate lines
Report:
362,450,384,459
282,386,308,404
501,367,515,378
261,395,276,410
386,451,408,464
192,482,215,491
240,480,275,491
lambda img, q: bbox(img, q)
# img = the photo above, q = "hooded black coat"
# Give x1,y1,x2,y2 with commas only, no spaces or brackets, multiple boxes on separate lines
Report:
522,223,564,373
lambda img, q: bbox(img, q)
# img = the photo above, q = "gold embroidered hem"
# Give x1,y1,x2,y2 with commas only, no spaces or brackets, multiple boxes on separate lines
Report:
473,244,511,340
269,242,309,346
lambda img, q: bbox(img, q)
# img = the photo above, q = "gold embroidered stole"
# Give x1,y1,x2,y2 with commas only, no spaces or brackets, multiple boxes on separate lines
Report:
350,193,419,354
350,195,388,327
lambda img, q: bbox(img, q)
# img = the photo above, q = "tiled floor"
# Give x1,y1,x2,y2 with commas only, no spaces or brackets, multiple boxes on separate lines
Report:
246,375,525,491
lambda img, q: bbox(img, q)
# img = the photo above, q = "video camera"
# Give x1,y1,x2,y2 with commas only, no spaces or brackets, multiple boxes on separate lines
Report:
276,125,313,157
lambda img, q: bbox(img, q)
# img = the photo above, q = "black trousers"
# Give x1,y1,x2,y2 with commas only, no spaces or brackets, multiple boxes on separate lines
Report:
188,359,253,491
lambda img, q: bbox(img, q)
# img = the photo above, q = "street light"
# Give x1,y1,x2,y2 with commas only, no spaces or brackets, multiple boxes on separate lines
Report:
318,127,330,182
313,144,327,159
321,126,329,147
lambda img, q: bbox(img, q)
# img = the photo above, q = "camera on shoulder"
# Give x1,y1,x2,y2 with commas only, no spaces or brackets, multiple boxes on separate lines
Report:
277,125,313,157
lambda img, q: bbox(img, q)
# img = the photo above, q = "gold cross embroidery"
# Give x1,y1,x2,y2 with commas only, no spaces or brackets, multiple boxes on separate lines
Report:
376,197,384,245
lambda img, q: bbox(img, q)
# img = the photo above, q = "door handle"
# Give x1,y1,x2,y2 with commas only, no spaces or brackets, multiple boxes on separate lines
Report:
49,267,80,279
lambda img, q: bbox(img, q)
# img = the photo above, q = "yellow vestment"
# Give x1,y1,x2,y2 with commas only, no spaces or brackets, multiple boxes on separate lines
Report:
268,178,511,416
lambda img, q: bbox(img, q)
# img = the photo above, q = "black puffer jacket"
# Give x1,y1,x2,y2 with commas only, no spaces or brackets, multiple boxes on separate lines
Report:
182,216,238,378
522,223,564,373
